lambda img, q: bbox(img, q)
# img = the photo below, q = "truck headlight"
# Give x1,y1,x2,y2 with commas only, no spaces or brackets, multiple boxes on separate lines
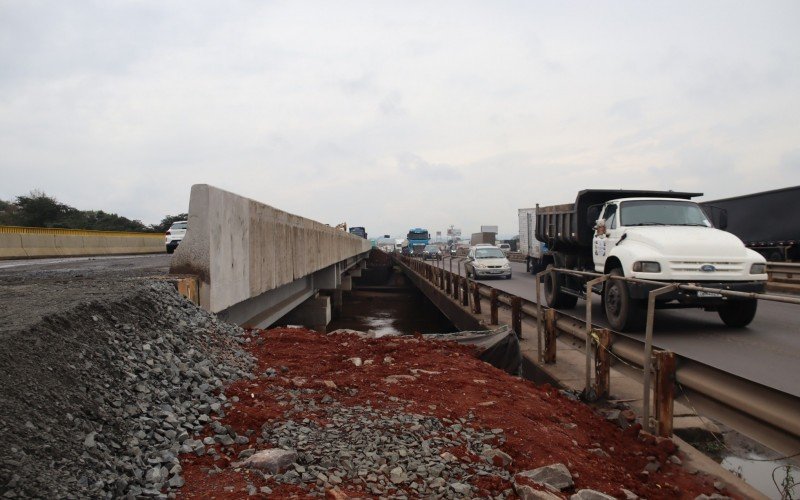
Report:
750,263,766,274
633,261,661,273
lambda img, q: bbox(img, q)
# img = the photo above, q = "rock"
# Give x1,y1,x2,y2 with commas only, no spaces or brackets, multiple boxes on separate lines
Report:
238,448,298,473
482,448,513,467
515,484,562,500
83,432,97,448
515,463,574,491
587,448,610,458
348,357,363,367
168,474,185,488
326,487,349,499
668,455,682,465
450,482,472,495
260,486,273,495
570,489,616,500
390,466,406,483
714,481,725,491
620,488,638,499
644,461,661,473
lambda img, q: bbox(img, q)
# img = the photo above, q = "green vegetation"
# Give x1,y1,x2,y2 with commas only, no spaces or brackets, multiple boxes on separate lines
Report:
0,190,186,233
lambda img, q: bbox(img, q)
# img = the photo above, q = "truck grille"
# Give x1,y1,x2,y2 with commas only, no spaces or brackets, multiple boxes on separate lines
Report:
668,261,745,274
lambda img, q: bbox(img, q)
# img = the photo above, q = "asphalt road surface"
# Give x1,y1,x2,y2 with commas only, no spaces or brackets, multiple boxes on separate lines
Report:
438,257,800,398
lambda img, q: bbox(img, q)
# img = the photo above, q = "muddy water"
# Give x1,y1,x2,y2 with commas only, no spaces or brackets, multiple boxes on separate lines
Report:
326,267,457,336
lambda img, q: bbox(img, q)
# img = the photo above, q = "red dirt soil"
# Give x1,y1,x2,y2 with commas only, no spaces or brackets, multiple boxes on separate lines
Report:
178,328,730,499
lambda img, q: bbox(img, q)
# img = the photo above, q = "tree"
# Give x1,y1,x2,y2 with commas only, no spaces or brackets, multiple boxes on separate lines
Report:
13,190,68,227
150,213,189,233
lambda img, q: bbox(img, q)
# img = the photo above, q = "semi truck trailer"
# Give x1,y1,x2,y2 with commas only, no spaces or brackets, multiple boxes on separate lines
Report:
701,185,800,262
530,189,767,331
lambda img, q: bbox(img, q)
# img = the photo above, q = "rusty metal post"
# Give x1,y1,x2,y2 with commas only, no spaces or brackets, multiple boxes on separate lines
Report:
544,308,557,363
654,350,676,437
643,284,678,433
490,289,499,325
535,269,548,363
584,275,609,400
594,328,611,399
445,271,451,295
462,277,469,307
511,296,522,338
472,283,481,314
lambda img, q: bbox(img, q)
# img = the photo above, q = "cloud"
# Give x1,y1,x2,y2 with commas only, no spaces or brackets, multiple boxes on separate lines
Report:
1,1,799,240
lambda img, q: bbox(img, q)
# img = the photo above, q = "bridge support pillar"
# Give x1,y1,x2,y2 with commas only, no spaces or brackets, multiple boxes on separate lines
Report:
278,294,331,333
341,275,353,291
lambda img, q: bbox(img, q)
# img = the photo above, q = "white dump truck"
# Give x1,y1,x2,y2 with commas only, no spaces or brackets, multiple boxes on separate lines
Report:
528,190,768,331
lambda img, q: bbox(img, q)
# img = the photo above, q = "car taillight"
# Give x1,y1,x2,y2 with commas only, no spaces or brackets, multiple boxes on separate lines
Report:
166,231,171,235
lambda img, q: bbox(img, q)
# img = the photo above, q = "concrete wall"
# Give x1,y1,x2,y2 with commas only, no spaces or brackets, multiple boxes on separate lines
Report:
0,227,164,259
170,184,371,313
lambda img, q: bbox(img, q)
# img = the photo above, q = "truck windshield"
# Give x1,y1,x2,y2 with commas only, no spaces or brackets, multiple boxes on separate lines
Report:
620,200,711,227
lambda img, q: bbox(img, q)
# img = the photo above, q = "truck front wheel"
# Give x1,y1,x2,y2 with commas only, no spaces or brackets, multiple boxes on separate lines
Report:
604,268,645,332
718,300,758,327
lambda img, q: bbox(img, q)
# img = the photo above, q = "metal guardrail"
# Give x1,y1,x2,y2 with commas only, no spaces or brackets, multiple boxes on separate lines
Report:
397,254,800,447
0,225,164,238
767,261,800,285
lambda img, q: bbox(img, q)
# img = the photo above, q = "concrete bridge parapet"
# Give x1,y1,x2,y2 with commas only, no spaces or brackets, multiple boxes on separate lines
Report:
170,184,370,328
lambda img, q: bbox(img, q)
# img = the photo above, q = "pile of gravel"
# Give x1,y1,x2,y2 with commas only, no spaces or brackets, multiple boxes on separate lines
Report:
219,383,515,498
0,280,254,498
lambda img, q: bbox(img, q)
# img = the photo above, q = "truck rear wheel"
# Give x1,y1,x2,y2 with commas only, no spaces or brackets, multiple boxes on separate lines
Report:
604,268,645,332
718,300,758,327
543,265,578,309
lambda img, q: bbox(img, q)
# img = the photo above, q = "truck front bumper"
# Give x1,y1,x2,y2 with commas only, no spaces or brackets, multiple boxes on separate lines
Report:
627,280,765,304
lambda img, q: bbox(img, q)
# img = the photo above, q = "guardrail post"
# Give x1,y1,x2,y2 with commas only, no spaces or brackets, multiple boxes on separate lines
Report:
584,275,609,401
457,261,463,301
544,308,557,363
445,271,451,295
535,270,547,363
440,265,445,291
472,283,481,314
654,350,676,437
594,328,611,399
490,289,499,324
643,284,678,433
511,296,522,339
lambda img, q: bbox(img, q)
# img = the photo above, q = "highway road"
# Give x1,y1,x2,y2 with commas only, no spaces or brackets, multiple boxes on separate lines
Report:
437,257,800,398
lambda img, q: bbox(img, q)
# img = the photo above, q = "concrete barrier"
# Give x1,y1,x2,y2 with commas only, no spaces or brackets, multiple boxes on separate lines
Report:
0,226,164,259
170,184,371,313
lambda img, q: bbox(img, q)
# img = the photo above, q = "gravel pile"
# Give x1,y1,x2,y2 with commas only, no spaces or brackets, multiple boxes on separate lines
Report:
0,280,254,498
254,393,514,498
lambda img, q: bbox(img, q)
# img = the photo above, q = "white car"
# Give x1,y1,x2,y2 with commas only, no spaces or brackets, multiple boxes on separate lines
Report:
165,221,187,254
498,243,511,254
465,245,512,279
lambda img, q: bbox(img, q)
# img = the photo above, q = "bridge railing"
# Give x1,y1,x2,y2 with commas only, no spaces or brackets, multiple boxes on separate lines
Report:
396,254,800,453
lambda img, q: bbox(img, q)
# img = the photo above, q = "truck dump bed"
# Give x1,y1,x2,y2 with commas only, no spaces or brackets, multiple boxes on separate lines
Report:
535,189,700,251
701,186,800,245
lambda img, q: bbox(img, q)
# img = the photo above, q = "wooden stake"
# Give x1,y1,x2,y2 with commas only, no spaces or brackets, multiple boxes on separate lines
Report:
594,328,611,399
490,289,499,325
511,296,522,338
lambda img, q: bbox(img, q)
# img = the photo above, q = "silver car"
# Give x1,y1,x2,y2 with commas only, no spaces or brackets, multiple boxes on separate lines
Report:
465,245,512,279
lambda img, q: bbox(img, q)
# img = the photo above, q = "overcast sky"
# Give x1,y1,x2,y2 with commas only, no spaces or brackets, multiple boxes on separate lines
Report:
1,1,798,238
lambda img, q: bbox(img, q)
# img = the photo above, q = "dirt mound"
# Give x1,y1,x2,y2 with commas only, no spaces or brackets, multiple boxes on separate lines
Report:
177,328,727,499
0,281,253,498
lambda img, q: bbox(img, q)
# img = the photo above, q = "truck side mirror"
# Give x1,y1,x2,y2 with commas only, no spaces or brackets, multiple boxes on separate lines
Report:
719,209,728,230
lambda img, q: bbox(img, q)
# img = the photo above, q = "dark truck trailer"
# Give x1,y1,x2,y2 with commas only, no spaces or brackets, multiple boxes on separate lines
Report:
701,186,800,262
531,189,766,331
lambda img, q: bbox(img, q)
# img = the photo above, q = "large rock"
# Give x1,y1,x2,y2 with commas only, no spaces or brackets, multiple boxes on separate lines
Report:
515,484,563,500
237,448,297,473
515,463,574,491
571,490,616,500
